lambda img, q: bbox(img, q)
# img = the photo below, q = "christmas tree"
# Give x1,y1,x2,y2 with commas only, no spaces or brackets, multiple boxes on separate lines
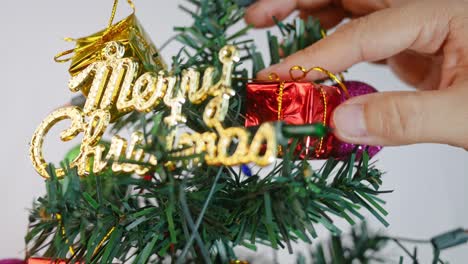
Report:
21,0,467,263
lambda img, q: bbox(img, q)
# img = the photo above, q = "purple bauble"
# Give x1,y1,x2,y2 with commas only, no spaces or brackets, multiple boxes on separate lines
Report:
333,81,383,160
0,259,25,264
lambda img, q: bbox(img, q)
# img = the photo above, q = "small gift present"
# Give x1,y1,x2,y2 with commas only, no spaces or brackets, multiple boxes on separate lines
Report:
245,79,342,159
54,4,166,82
245,66,382,159
54,2,166,121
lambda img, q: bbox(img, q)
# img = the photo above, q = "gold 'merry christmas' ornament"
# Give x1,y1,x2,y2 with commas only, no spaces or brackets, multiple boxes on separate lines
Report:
30,40,278,179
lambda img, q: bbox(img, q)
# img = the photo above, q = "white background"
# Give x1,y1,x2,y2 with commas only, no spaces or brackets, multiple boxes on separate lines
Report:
0,1,467,263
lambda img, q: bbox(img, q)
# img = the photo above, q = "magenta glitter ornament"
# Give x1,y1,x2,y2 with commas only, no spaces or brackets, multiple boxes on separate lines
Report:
333,81,383,159
0,259,25,264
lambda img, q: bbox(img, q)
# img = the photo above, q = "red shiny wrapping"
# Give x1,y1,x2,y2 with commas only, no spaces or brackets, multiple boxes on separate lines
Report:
27,258,82,264
245,81,342,158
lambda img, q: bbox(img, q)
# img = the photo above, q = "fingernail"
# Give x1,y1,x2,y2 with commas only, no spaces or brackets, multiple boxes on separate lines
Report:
333,104,368,138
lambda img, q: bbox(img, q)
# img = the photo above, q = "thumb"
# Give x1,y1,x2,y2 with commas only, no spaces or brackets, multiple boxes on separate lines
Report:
332,89,468,148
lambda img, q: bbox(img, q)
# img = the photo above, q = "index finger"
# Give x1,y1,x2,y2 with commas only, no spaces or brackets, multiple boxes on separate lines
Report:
258,2,451,80
245,0,331,28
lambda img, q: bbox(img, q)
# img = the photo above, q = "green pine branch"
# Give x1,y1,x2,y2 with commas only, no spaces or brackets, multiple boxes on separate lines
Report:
295,222,453,264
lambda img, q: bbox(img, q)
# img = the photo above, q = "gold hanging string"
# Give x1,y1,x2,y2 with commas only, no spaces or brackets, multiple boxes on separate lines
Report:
276,80,285,155
54,49,75,63
107,0,135,30
54,0,135,63
57,212,116,257
53,37,78,62
56,214,76,255
289,66,350,98
107,0,120,29
270,71,283,121
268,72,280,82
315,87,327,157
233,66,348,98
320,29,327,38
276,82,285,121
338,72,345,82
93,226,116,256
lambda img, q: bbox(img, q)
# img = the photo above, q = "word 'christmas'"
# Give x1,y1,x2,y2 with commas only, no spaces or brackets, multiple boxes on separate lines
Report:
30,42,277,178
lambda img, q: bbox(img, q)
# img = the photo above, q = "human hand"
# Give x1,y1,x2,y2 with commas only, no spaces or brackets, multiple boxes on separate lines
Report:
245,0,468,149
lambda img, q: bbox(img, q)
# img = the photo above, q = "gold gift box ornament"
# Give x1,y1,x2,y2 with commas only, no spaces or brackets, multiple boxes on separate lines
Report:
55,0,166,117
56,14,166,75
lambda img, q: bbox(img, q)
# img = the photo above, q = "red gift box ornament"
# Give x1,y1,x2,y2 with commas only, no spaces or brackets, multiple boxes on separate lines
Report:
245,66,382,159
